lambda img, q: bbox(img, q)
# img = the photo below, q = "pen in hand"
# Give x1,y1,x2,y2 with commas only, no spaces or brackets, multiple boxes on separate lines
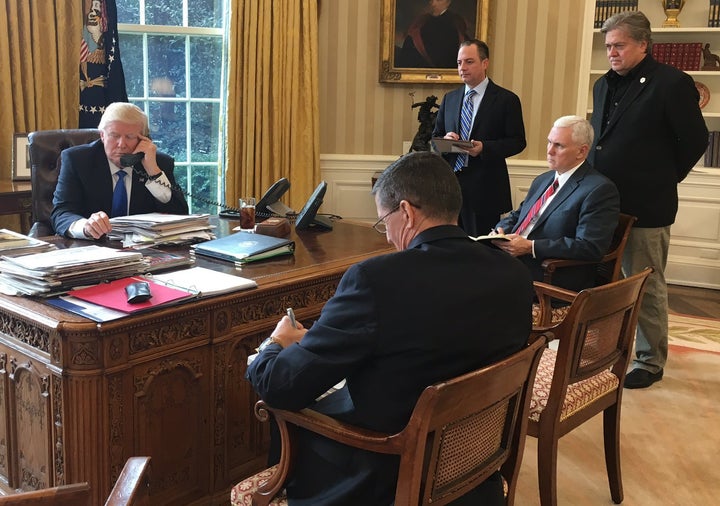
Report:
287,307,297,328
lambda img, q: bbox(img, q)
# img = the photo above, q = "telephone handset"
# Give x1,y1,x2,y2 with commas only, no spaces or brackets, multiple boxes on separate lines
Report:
119,152,293,219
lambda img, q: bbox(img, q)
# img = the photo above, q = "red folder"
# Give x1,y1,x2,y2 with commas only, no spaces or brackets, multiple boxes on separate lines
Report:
70,276,195,313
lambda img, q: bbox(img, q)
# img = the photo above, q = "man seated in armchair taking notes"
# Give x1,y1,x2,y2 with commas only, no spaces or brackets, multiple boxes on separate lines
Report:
51,102,188,240
491,116,620,292
246,151,534,505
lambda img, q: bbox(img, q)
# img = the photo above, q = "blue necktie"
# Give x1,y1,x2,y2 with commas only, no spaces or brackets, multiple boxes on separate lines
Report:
454,89,476,172
111,169,128,218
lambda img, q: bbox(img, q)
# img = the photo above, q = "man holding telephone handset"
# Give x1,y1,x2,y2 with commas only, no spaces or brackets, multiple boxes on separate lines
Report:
52,102,188,239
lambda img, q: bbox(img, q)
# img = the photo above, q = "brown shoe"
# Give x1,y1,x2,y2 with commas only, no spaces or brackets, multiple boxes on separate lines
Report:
624,368,663,389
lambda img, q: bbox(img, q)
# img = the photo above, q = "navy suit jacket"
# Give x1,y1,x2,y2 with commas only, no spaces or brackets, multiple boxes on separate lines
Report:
496,161,619,291
51,140,188,236
433,80,526,218
589,55,707,228
247,225,534,505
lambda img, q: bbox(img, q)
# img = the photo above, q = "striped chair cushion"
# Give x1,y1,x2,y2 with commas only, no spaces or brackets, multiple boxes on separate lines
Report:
529,348,619,422
231,465,288,506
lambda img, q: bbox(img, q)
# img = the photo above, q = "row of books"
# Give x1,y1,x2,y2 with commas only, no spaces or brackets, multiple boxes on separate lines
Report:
594,0,638,28
651,42,703,71
703,131,720,167
710,0,720,27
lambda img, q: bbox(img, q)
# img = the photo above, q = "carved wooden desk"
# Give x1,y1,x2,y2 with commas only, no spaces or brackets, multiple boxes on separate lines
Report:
0,221,392,505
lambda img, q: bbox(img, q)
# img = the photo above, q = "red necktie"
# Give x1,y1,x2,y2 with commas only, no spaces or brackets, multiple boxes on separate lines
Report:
515,178,558,235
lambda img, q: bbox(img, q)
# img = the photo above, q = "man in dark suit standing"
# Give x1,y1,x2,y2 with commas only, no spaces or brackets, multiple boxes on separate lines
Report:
247,152,533,505
589,12,707,389
433,39,526,236
493,116,619,292
52,102,188,239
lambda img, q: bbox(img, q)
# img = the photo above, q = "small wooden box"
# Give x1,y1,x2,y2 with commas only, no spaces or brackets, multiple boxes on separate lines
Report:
256,217,291,237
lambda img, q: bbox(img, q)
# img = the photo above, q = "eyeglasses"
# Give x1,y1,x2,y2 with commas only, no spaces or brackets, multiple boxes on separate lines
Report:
372,206,400,234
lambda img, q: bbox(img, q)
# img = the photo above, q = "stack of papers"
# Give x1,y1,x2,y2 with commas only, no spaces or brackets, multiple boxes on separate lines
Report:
0,228,56,257
109,213,215,247
0,245,146,296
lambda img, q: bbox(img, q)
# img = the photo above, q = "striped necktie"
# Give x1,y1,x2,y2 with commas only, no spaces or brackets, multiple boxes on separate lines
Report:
453,89,476,172
515,178,559,235
111,169,128,218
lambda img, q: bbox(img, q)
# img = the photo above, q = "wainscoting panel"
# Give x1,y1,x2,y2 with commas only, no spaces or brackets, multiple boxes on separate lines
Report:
321,156,720,289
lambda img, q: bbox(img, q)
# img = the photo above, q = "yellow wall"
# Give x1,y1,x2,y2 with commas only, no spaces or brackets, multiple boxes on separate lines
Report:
318,0,586,160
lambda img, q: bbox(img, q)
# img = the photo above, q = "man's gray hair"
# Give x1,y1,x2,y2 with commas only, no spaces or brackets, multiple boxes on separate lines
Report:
601,11,652,51
98,102,150,136
553,115,594,146
371,151,461,221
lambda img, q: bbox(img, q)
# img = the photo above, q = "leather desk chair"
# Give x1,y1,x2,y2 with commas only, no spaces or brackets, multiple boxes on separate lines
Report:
27,129,100,237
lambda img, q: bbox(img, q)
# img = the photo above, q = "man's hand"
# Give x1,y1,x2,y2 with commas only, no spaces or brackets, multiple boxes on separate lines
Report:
269,315,307,348
493,234,532,257
443,132,483,157
83,211,112,239
135,135,162,178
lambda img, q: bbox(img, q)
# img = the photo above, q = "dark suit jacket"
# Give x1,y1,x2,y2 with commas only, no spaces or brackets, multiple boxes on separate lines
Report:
495,161,619,291
51,139,188,236
589,55,707,228
433,80,526,219
246,225,534,505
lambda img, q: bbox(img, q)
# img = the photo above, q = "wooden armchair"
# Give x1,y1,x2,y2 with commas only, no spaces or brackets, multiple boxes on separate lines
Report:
0,456,150,506
232,337,547,506
27,129,100,237
533,213,637,326
527,268,652,506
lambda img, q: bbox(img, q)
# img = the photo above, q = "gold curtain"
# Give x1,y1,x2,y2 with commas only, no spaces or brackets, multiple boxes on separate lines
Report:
0,0,81,179
226,0,320,210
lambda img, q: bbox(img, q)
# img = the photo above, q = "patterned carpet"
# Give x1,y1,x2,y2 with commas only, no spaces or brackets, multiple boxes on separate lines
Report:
668,312,720,353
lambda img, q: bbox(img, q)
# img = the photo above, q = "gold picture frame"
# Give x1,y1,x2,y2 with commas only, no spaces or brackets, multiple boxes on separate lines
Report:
12,133,30,181
380,0,489,84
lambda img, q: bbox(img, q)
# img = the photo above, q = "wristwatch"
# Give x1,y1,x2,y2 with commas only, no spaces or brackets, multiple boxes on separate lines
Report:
147,171,163,180
256,336,281,353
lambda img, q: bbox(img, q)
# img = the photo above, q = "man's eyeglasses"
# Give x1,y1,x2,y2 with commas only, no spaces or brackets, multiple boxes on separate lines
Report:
372,202,420,234
373,206,400,234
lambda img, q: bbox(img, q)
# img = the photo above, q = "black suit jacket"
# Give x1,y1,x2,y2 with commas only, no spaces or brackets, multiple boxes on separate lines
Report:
51,139,188,236
496,161,620,291
589,55,707,227
247,225,534,505
433,80,526,218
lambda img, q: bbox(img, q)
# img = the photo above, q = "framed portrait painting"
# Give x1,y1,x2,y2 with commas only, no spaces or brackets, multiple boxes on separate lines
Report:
380,0,489,84
12,133,31,181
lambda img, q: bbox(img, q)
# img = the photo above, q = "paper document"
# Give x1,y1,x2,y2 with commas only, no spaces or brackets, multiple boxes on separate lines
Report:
147,266,257,297
469,234,511,242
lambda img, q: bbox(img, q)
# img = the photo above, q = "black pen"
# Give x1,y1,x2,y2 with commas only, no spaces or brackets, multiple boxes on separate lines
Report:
287,307,297,328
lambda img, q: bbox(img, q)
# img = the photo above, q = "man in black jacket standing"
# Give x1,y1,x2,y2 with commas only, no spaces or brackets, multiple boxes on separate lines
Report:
589,11,708,389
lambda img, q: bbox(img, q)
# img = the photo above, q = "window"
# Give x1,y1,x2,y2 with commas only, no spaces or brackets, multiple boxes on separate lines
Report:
116,0,228,214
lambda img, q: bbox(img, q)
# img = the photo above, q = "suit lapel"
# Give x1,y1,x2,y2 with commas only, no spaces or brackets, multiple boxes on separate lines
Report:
472,80,497,133
532,163,589,230
599,59,657,141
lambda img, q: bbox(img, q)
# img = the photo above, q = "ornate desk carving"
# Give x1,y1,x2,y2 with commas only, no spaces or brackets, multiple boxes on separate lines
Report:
0,222,392,505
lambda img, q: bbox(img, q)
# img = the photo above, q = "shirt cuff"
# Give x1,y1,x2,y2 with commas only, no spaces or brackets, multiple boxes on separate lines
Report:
145,172,172,203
